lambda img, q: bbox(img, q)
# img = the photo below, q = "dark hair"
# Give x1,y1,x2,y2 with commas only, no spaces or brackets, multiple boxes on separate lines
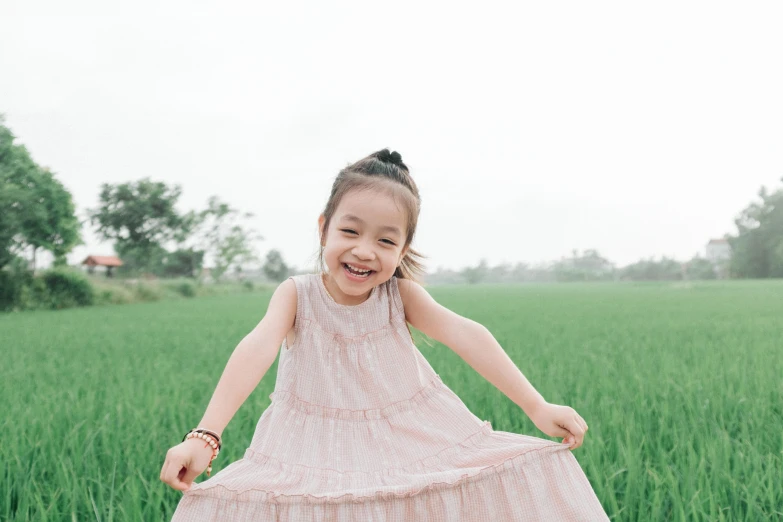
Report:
315,148,427,284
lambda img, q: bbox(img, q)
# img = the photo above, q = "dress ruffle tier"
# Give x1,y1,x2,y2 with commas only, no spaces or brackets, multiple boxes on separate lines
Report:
171,274,608,521
173,436,598,520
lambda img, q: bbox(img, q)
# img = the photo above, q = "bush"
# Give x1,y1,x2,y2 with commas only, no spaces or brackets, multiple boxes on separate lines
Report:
243,280,254,291
132,281,163,302
0,270,24,311
39,268,95,309
17,276,48,310
95,286,134,305
0,258,36,311
175,281,196,298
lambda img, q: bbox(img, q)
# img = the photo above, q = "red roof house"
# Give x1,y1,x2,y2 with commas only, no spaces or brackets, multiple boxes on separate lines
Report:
82,255,123,276
82,255,123,267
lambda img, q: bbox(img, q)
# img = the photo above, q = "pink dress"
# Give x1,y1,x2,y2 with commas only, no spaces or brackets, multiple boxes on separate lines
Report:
172,273,609,521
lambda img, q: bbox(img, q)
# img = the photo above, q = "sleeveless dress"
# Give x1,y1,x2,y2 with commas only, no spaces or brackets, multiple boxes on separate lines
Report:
171,273,609,521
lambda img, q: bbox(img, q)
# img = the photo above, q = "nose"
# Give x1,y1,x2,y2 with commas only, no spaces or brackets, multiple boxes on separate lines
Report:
351,242,375,260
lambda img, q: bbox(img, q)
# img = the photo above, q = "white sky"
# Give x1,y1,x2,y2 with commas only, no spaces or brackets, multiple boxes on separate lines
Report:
1,1,781,272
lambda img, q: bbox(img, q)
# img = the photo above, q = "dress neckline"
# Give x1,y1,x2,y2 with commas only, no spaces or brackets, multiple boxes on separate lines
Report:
316,273,379,311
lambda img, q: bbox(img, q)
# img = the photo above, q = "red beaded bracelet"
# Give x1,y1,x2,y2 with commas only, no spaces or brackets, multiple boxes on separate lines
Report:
183,429,221,476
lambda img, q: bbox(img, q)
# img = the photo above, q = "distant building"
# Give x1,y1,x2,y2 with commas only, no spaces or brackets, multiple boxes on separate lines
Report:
706,239,730,263
82,255,123,277
705,239,731,278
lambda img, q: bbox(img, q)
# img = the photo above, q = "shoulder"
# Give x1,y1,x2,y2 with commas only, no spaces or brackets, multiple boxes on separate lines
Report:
263,278,298,326
395,277,415,305
281,273,317,303
395,277,436,324
246,278,298,349
276,277,298,300
395,277,473,347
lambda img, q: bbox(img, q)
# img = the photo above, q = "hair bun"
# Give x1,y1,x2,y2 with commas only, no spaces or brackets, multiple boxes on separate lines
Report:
376,148,404,167
389,151,403,165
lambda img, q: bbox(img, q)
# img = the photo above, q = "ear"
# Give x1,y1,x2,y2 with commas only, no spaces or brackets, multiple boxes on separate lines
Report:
398,245,409,265
317,214,326,244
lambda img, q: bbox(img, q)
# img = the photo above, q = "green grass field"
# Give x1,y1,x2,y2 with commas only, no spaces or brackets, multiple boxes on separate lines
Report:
2,280,781,521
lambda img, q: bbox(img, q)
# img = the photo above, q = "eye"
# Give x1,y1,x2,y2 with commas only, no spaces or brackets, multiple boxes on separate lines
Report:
341,229,395,246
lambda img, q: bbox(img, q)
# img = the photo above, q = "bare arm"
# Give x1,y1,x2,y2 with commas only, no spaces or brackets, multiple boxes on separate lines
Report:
398,279,546,417
195,279,298,437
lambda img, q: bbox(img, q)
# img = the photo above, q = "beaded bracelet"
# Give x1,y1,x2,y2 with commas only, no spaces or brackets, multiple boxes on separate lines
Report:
184,432,219,476
183,428,222,451
183,429,222,477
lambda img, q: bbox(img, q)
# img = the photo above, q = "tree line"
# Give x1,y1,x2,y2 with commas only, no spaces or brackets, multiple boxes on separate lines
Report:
431,251,722,285
430,178,783,284
2,114,782,289
1,114,290,284
434,181,783,285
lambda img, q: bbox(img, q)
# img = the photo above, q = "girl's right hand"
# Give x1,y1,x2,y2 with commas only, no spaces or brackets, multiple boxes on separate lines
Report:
159,438,215,491
528,401,589,450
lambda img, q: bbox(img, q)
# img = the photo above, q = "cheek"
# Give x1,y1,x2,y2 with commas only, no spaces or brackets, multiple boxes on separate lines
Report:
323,242,344,263
382,250,400,266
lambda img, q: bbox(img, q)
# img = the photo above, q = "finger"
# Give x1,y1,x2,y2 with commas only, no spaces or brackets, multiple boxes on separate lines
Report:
159,462,168,483
574,432,585,449
561,428,576,444
160,458,176,484
571,426,586,450
564,419,585,449
180,463,203,487
170,464,193,491
162,456,192,491
566,417,585,437
563,434,579,450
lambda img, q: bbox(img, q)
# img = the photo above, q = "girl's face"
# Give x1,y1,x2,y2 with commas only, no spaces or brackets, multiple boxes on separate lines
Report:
318,188,409,304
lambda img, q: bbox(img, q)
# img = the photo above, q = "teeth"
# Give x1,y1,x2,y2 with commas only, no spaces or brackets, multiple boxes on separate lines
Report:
346,263,371,274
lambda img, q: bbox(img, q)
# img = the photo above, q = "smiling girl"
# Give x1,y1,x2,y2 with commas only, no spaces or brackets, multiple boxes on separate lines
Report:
161,148,608,521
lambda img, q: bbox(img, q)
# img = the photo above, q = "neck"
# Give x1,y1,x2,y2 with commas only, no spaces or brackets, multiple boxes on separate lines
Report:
322,273,372,306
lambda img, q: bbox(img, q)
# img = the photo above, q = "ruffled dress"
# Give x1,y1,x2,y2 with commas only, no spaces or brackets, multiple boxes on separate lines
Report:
171,273,609,521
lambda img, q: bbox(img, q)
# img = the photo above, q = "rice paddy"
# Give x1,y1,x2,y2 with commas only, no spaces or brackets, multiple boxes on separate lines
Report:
2,280,781,521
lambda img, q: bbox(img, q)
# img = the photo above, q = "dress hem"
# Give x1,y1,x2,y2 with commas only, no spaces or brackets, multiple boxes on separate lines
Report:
184,436,573,505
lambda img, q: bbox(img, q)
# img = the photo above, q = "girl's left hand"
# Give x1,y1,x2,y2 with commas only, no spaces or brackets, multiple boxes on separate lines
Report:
528,402,589,450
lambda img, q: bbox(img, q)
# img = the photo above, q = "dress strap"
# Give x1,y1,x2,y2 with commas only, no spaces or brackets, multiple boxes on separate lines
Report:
388,275,406,322
286,275,310,336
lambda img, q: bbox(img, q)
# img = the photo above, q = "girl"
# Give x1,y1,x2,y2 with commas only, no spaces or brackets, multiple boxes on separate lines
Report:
161,149,609,521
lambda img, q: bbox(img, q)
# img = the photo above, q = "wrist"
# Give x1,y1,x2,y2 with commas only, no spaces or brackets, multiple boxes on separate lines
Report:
194,426,223,441
522,396,548,419
196,421,224,439
184,437,216,454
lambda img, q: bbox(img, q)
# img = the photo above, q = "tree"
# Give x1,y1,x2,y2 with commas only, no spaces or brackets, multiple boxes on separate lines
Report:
727,179,783,278
619,256,683,281
0,119,28,268
195,196,263,282
20,168,82,270
0,115,82,271
262,249,290,282
489,262,513,282
113,243,169,277
552,249,615,282
162,248,204,278
88,179,189,274
685,256,717,280
461,258,489,284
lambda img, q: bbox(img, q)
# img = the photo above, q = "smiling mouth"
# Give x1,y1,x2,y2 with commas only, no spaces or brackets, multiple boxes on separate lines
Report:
343,263,375,277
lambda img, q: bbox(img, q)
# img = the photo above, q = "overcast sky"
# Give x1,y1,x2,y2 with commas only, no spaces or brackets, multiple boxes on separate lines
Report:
2,1,781,272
